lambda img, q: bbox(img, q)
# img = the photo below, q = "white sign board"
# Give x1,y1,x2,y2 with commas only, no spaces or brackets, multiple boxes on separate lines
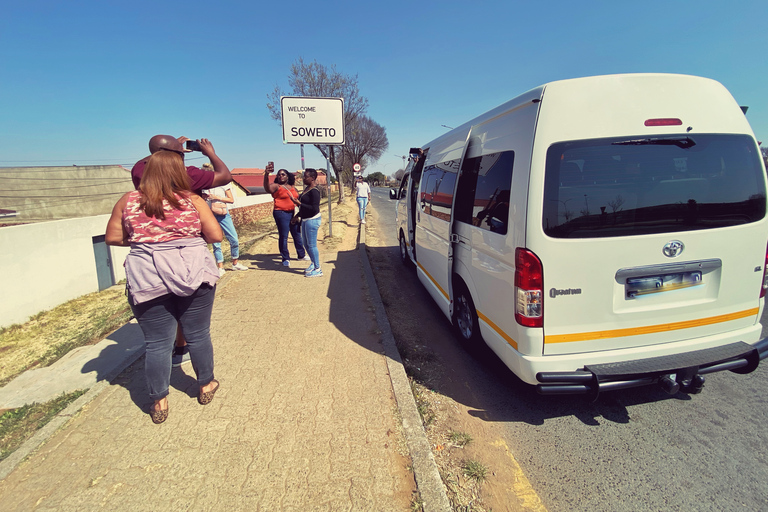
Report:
353,163,361,172
281,96,345,145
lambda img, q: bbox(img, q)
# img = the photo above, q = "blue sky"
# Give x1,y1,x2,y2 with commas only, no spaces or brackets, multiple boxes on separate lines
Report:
1,0,766,178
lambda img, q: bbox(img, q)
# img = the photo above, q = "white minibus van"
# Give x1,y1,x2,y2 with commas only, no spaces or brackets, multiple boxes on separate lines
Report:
390,73,768,398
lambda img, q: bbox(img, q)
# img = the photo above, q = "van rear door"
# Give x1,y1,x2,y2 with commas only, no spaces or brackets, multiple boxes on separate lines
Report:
536,134,767,356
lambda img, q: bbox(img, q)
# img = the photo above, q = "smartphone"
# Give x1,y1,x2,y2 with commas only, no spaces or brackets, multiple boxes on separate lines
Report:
268,161,274,172
186,140,202,152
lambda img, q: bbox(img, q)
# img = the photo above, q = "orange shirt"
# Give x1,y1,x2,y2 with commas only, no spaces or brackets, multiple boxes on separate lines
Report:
272,186,298,211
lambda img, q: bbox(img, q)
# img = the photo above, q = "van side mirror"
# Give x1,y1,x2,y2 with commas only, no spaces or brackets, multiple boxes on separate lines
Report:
389,189,398,200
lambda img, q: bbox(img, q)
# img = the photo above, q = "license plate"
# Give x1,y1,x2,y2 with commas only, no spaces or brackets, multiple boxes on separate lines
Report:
626,271,702,299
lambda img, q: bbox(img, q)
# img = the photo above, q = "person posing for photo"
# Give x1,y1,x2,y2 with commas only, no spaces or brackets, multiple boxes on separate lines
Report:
263,162,308,267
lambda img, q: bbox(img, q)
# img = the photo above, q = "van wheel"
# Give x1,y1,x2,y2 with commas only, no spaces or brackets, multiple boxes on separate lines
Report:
399,232,412,267
453,282,480,345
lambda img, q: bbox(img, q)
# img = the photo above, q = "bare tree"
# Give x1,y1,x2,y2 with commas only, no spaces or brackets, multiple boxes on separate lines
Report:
267,58,371,202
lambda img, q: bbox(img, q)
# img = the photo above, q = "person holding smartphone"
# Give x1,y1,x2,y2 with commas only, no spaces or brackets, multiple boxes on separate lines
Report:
263,162,308,267
131,135,231,195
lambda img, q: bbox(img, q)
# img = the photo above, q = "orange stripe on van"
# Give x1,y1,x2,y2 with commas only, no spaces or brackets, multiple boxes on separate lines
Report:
545,308,760,344
477,311,519,350
416,262,449,300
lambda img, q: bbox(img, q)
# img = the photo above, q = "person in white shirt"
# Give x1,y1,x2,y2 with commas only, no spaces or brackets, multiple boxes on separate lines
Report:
355,176,372,224
202,167,248,275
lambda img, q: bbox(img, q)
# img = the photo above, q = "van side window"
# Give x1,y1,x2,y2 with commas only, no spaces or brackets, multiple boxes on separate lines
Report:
455,151,515,234
420,167,439,216
398,173,409,199
431,170,457,222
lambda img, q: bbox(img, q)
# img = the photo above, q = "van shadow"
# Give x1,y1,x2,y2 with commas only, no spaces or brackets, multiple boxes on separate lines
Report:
362,244,687,427
325,246,389,355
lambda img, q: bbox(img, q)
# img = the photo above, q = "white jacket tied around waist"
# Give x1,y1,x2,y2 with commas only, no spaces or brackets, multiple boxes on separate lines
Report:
124,237,220,305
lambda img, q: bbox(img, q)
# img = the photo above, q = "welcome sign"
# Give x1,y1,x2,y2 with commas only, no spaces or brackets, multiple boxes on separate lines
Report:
281,96,345,145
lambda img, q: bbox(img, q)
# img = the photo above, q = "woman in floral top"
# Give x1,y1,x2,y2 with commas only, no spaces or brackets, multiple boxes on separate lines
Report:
106,149,224,424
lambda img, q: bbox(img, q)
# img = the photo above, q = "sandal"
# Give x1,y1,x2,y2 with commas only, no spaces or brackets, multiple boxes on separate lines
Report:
150,401,169,424
198,379,220,405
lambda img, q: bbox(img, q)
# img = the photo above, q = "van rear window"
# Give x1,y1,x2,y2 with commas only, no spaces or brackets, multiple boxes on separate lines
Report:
542,134,766,238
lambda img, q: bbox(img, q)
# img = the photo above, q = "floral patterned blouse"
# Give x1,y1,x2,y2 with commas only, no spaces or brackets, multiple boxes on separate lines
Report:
122,190,202,243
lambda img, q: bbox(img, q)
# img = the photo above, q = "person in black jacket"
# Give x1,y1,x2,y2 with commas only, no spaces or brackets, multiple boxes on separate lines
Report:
290,169,323,277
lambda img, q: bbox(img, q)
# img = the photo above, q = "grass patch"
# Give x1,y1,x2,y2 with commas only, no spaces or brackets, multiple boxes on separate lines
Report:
449,431,473,447
461,459,488,482
0,287,134,387
410,379,436,427
0,389,86,462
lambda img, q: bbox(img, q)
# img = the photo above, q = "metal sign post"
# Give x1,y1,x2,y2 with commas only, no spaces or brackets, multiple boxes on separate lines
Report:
280,96,345,240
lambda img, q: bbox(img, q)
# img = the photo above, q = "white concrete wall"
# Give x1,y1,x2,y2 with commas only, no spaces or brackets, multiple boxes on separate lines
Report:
0,197,272,329
0,215,130,329
232,193,273,209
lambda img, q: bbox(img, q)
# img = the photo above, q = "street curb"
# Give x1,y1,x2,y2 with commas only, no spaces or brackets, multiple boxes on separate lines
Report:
358,225,452,512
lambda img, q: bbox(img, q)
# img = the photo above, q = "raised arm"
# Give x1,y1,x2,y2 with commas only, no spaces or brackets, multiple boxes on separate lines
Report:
198,139,232,187
263,162,278,194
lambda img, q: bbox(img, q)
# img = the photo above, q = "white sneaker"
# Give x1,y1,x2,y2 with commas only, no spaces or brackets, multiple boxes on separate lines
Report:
361,218,366,224
218,268,226,277
300,255,311,261
282,260,291,267
232,263,248,271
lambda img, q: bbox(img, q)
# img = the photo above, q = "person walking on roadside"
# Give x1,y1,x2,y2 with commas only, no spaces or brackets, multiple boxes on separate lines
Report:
263,163,308,267
202,164,248,275
106,147,223,424
355,176,371,224
290,168,323,277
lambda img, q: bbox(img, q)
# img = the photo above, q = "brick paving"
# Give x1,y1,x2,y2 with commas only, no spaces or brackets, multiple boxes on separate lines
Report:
0,207,416,511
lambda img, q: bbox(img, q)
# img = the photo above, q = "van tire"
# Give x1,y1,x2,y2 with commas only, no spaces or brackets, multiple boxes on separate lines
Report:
453,281,481,346
399,231,413,267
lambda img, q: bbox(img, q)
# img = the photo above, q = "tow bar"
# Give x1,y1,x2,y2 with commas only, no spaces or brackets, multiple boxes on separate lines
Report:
537,338,768,400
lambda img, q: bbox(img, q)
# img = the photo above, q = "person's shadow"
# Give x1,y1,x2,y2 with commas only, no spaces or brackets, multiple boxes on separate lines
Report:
81,322,202,413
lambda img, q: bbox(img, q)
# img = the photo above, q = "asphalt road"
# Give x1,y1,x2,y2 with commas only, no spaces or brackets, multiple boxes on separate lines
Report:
370,186,768,512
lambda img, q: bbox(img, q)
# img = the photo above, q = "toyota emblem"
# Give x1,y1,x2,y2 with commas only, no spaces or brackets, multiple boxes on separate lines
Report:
663,240,684,258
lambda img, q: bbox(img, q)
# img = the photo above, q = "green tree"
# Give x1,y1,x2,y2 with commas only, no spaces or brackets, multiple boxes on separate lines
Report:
366,172,386,186
267,58,386,202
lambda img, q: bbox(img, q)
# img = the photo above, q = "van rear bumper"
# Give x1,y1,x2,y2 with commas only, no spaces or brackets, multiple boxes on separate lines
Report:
536,339,768,398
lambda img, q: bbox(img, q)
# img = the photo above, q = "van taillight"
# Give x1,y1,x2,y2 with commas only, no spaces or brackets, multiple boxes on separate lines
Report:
761,242,768,299
645,118,683,126
515,248,543,327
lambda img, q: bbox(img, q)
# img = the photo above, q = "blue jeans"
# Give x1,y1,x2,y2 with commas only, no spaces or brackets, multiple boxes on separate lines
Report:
129,284,216,401
357,197,368,220
212,213,239,263
273,210,306,262
301,216,322,270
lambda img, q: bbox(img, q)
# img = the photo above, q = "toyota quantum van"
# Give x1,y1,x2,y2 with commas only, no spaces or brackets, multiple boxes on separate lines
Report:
390,73,768,398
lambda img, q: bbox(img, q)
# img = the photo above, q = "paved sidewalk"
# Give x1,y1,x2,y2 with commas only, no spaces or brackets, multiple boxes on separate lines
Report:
0,205,449,511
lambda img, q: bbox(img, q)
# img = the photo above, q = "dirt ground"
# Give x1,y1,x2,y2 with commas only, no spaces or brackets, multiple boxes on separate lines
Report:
364,205,546,512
